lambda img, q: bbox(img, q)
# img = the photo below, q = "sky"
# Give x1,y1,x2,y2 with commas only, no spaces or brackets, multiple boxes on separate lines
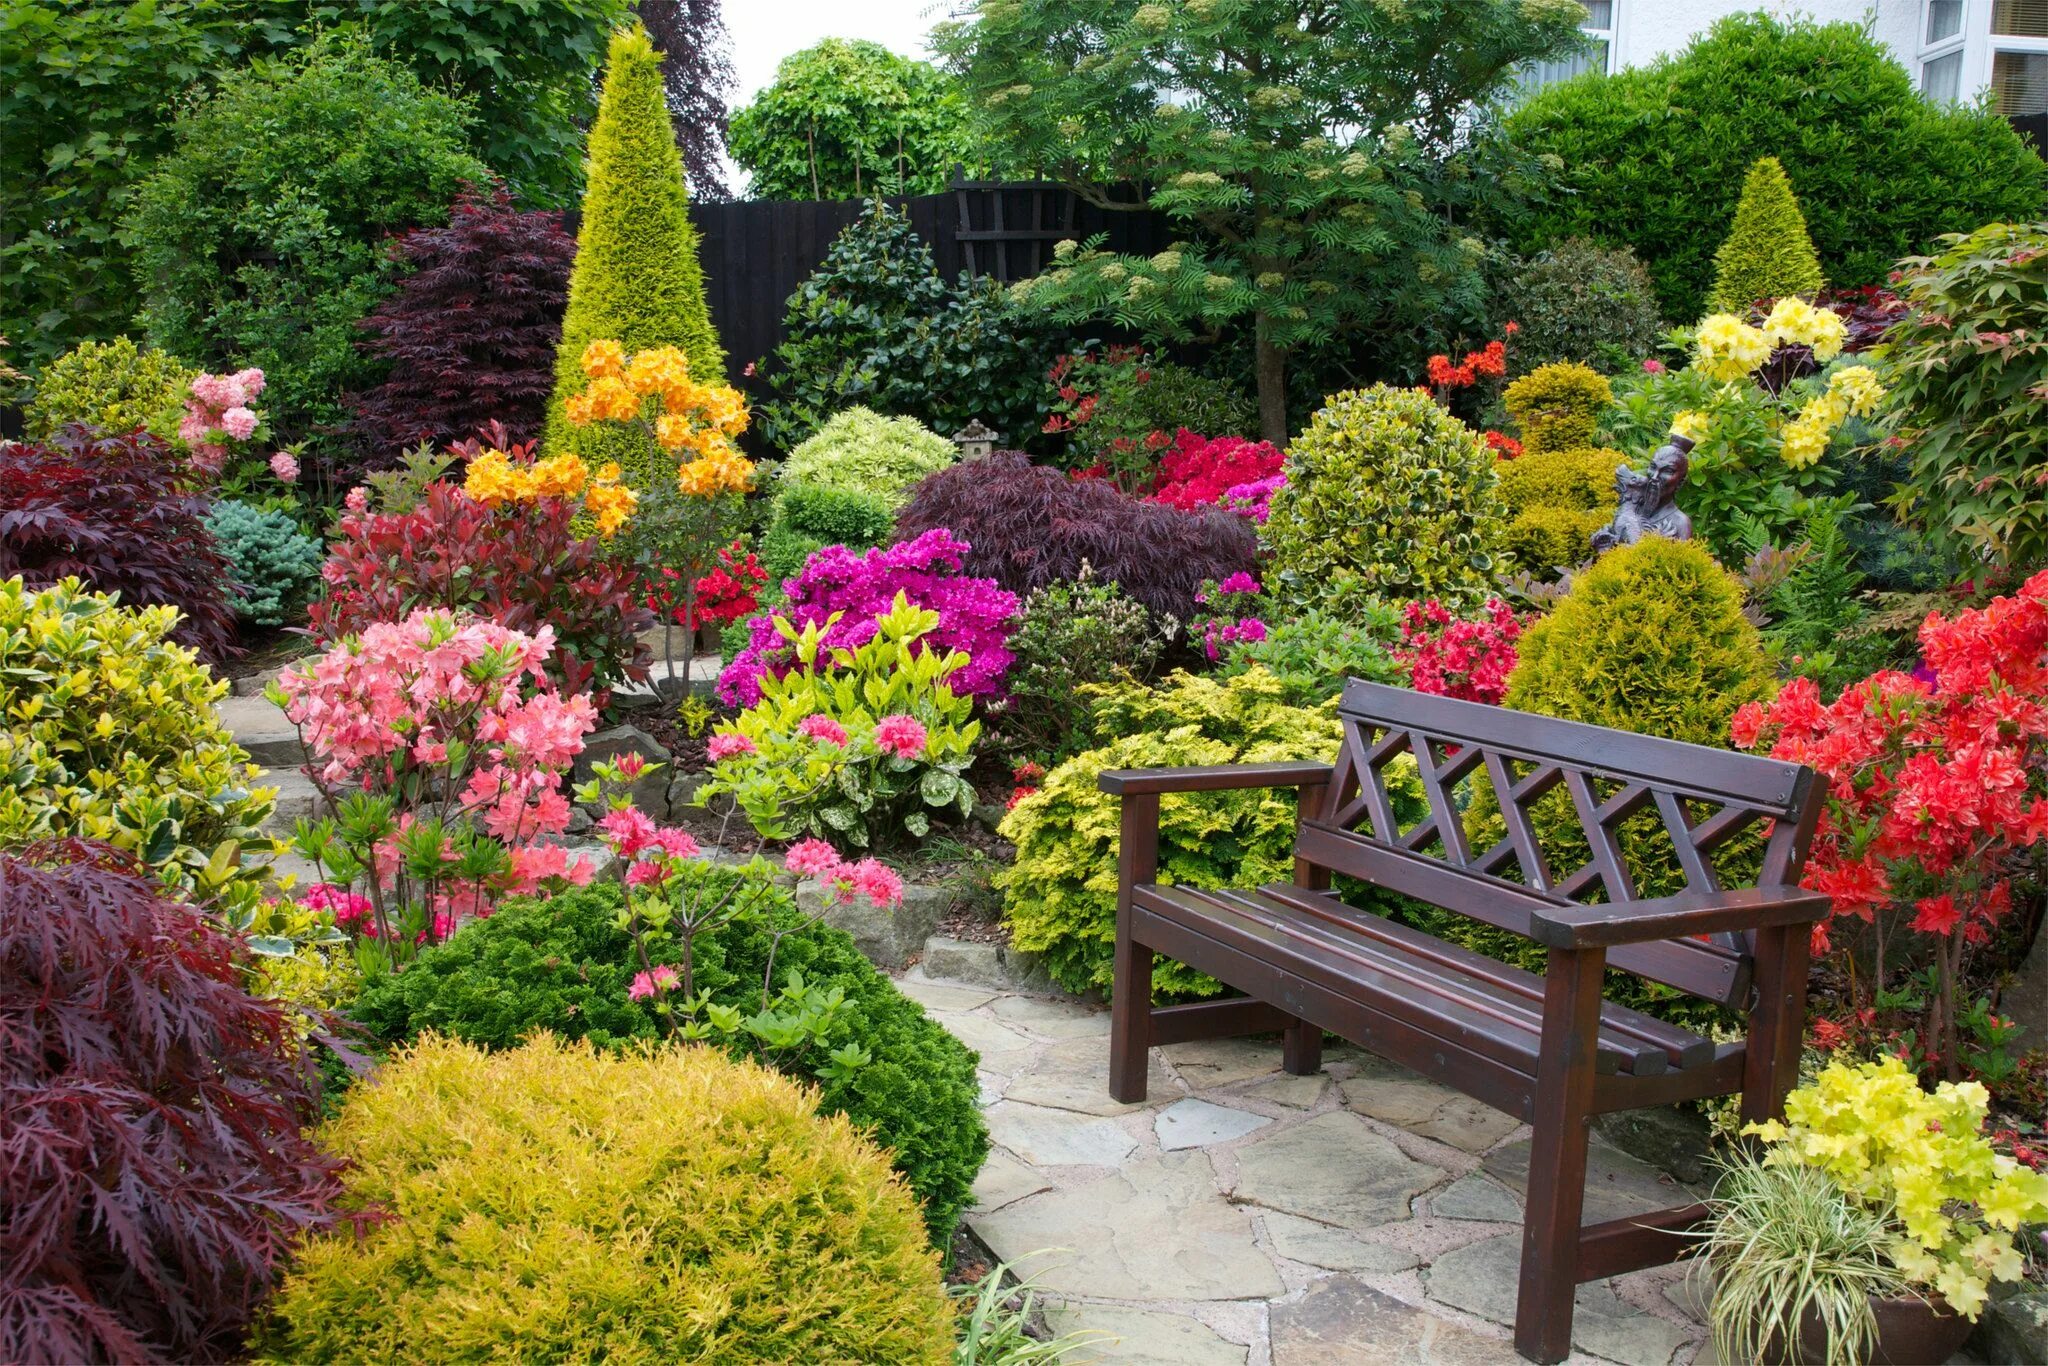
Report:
721,0,948,193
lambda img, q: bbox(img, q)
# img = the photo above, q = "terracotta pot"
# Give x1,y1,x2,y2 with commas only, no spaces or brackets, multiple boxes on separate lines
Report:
1776,1292,1972,1365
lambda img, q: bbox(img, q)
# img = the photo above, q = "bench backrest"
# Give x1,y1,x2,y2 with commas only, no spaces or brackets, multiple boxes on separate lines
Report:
1300,680,1823,1009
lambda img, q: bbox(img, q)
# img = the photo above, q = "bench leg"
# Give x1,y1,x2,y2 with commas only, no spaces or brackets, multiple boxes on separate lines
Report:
1282,1018,1322,1075
1514,946,1606,1365
1740,922,1811,1127
1108,933,1153,1103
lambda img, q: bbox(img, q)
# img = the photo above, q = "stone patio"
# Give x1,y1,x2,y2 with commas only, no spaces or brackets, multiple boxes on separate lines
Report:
894,967,1720,1366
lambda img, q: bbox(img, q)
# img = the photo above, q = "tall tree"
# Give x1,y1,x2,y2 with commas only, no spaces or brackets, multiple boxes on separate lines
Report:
935,0,1585,441
636,0,736,202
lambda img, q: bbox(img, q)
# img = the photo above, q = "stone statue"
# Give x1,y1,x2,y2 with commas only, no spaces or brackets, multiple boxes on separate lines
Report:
1590,434,1695,553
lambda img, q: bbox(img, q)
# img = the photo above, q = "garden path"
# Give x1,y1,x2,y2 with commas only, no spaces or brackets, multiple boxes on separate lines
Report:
898,962,1726,1366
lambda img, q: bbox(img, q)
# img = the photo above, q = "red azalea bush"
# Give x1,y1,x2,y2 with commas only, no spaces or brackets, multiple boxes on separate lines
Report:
1149,430,1286,512
1397,598,1524,705
0,426,239,660
1733,568,2048,1083
895,451,1260,623
647,539,766,630
308,480,653,700
346,185,575,466
0,842,346,1364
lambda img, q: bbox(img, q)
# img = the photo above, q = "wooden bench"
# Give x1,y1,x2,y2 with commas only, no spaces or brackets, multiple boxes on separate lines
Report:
1099,679,1828,1364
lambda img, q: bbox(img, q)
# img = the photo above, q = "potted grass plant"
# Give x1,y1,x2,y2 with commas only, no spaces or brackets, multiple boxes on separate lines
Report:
1699,1054,2048,1365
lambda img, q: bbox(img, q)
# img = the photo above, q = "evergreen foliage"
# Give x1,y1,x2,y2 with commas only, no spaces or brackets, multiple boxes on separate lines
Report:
545,23,724,488
254,1034,954,1364
1498,362,1619,570
203,499,323,627
22,336,196,444
1498,238,1666,375
780,407,955,509
1710,157,1825,313
759,484,895,584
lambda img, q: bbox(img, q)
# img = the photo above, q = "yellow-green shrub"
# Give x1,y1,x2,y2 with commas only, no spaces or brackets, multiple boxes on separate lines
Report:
1261,384,1508,608
23,336,195,443
1496,445,1620,571
1709,155,1824,314
256,1033,953,1364
1502,361,1612,457
0,578,274,919
779,406,956,509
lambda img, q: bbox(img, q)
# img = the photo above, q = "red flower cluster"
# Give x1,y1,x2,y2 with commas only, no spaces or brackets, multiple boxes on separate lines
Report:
644,541,768,629
1397,598,1523,705
1483,430,1522,460
1148,430,1287,512
1008,760,1046,810
1733,569,2048,1077
1425,327,1514,393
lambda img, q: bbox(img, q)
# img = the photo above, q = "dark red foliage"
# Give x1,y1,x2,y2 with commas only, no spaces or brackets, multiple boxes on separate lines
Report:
636,0,737,201
895,451,1259,622
1817,284,1909,353
307,480,655,700
346,184,575,466
0,426,238,659
0,843,346,1365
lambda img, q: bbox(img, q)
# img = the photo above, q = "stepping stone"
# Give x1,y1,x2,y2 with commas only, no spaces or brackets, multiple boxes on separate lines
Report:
1042,1304,1246,1366
989,993,1111,1039
800,878,947,969
972,1151,1284,1302
1262,1211,1420,1275
1271,1275,1513,1365
1162,1036,1286,1088
218,694,305,767
892,975,996,1013
928,1011,1035,1070
1424,1234,1694,1366
1482,1135,1696,1226
971,1150,1052,1214
261,770,324,835
984,1101,1137,1168
1248,1073,1330,1109
1003,1036,1176,1116
1155,1098,1272,1151
1432,1174,1524,1223
922,935,1053,992
1339,1059,1522,1154
1231,1111,1444,1230
976,1071,1005,1107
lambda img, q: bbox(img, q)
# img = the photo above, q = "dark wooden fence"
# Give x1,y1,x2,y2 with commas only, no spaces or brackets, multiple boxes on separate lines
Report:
685,180,1173,379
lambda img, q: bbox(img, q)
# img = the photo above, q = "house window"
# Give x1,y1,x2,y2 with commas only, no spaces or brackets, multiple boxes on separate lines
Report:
1923,48,1966,101
1994,49,2048,111
1927,0,1966,43
1516,0,1616,96
1994,0,2048,37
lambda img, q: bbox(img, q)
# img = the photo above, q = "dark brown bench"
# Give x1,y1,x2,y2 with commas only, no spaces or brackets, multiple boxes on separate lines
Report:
1099,679,1828,1364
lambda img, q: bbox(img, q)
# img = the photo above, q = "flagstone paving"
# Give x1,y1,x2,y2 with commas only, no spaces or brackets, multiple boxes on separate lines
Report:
900,963,1722,1366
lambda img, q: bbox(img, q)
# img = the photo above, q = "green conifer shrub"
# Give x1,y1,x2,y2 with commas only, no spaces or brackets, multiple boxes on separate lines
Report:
1503,362,1612,458
778,407,956,509
759,483,895,584
1261,385,1508,609
202,500,324,627
1709,157,1825,313
1498,239,1666,375
544,23,724,490
1498,363,1621,570
254,1034,954,1364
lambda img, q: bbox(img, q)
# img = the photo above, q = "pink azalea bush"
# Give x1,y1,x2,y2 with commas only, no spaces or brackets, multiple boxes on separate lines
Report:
1397,598,1524,705
272,609,598,962
177,368,267,476
1149,430,1286,513
1193,572,1269,662
718,528,1018,706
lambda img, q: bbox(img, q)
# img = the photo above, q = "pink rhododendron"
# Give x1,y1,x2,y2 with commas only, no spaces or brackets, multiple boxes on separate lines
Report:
872,715,928,759
597,807,658,859
782,839,904,909
1149,430,1287,512
627,965,680,1000
798,713,849,746
1397,598,1524,705
706,732,756,761
179,368,267,476
221,406,258,440
269,450,299,483
718,529,1017,706
784,838,842,878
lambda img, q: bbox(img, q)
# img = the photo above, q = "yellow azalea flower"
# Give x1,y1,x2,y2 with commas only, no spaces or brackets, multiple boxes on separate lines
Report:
1827,364,1887,418
626,346,691,397
528,453,588,499
462,448,524,506
586,375,641,423
1762,297,1849,363
584,480,637,537
580,338,626,380
1693,312,1773,382
1671,409,1712,442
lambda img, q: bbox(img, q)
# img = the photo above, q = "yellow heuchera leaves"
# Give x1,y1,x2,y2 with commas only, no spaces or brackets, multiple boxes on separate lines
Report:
1746,1054,2048,1318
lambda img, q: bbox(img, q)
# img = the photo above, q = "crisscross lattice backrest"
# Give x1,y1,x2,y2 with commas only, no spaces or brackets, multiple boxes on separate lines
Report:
1299,681,1822,1008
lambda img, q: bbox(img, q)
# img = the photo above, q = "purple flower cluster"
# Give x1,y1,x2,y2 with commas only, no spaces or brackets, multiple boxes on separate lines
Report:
1221,473,1287,523
717,528,1020,706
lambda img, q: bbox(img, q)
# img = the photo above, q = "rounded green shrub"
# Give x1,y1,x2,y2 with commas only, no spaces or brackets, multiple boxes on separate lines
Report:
760,482,894,583
780,406,956,510
1502,362,1612,458
997,668,1403,997
1501,12,2046,319
545,23,724,490
202,499,323,627
0,578,274,920
1709,156,1825,313
1261,385,1508,608
1498,239,1666,375
1505,536,1774,746
23,336,195,443
347,876,987,1244
992,570,1165,760
1496,446,1621,571
255,1033,953,1365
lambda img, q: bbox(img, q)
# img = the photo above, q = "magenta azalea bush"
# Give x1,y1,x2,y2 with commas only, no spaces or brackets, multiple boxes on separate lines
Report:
718,528,1018,706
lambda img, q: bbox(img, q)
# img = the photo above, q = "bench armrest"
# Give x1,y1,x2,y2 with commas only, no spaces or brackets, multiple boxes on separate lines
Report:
1098,762,1334,797
1528,885,1831,949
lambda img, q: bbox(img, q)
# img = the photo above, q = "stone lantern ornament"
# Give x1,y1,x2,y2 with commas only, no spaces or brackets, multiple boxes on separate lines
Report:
1591,433,1694,553
951,419,999,461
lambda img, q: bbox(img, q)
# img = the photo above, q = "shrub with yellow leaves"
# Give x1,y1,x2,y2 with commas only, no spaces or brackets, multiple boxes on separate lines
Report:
1744,1054,2048,1319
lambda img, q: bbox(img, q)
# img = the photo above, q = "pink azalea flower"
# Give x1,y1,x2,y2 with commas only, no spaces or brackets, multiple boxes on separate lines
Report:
843,858,904,908
785,837,844,879
344,486,370,513
650,827,700,858
628,965,680,1000
269,450,299,482
597,806,658,859
872,715,928,759
220,406,259,440
625,859,668,887
798,713,849,746
1642,358,1665,374
706,731,757,762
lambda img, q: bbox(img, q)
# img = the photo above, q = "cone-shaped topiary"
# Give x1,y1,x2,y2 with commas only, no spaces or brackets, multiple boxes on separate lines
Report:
1506,536,1774,748
545,24,724,490
1709,157,1825,314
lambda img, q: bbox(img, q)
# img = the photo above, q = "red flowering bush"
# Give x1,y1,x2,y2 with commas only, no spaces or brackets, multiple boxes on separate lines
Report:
648,540,766,630
1733,568,2048,1081
308,480,653,700
0,842,346,1364
1149,430,1286,512
0,426,238,659
1042,346,1256,490
1397,598,1524,705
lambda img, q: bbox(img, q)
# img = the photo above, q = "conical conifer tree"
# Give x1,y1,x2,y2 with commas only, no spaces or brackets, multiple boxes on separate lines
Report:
546,23,724,484
1708,156,1825,313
